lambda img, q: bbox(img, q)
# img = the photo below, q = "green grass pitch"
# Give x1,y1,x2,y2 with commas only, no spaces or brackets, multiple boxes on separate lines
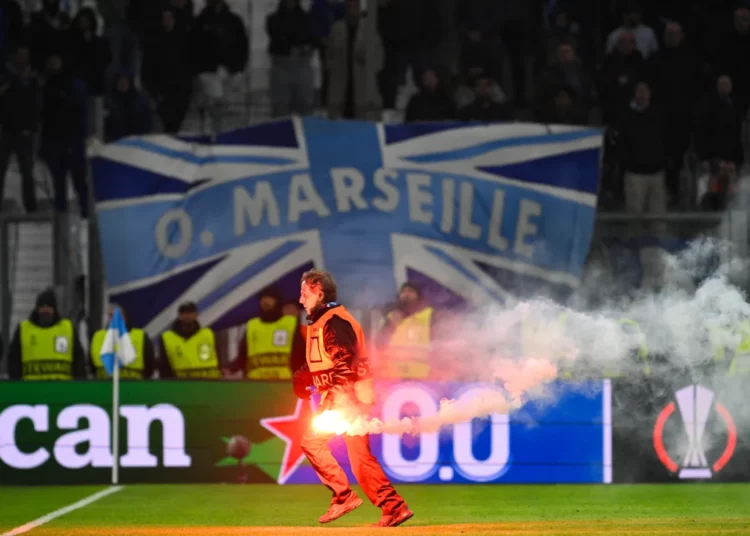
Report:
1,484,749,535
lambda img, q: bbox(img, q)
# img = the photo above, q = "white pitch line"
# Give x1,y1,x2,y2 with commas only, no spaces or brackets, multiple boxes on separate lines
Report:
2,485,124,536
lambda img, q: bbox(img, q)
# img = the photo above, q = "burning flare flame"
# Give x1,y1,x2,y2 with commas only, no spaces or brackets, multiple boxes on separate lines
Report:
313,410,351,435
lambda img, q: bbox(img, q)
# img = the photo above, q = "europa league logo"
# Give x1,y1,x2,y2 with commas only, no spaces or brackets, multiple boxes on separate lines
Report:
653,385,737,479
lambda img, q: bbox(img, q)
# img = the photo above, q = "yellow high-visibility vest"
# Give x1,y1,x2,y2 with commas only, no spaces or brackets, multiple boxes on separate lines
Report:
245,315,297,380
713,321,750,377
382,307,433,379
20,319,74,380
161,327,221,379
90,328,146,379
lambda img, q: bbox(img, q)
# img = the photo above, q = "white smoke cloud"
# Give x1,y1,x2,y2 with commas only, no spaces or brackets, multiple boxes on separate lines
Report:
317,230,750,440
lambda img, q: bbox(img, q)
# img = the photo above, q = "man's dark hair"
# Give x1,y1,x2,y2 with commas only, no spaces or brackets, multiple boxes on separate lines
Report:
301,269,337,302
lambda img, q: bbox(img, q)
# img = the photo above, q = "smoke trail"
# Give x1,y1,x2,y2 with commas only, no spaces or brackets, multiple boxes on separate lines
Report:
322,231,750,439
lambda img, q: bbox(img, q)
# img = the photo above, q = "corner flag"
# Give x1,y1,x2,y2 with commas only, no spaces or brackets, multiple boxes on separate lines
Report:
100,307,136,375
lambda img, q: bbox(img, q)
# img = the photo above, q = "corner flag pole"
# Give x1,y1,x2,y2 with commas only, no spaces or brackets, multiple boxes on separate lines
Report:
111,311,120,485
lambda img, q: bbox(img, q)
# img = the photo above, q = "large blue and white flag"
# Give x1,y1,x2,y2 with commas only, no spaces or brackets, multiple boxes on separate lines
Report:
100,307,137,375
91,118,603,334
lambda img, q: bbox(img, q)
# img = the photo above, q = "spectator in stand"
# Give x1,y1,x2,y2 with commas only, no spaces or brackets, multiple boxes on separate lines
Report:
310,0,344,108
700,158,737,211
28,0,71,73
541,6,588,68
646,22,700,206
405,68,456,123
694,75,744,169
616,81,667,226
327,0,383,121
104,69,152,142
536,85,588,126
0,43,40,214
599,30,644,124
141,8,193,133
459,72,514,123
0,0,24,66
68,7,111,141
191,0,248,135
40,53,89,219
266,0,316,118
605,2,659,60
714,7,750,118
534,40,596,122
454,64,507,110
457,0,514,104
377,0,440,112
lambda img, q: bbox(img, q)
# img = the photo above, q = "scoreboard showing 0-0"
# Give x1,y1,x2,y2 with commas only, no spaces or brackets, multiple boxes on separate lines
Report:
286,381,611,485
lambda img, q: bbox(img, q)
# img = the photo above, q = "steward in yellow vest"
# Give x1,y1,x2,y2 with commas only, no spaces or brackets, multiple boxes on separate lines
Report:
158,302,222,379
7,288,86,380
376,282,435,380
89,304,156,379
226,286,306,380
712,320,750,378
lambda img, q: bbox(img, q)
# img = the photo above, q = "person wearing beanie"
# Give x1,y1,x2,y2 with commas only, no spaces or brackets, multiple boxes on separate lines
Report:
375,281,439,380
226,286,305,380
6,288,87,380
158,301,221,379
88,303,156,379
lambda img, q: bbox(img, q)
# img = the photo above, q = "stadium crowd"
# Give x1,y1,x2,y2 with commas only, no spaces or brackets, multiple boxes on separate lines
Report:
2,0,750,380
0,0,749,215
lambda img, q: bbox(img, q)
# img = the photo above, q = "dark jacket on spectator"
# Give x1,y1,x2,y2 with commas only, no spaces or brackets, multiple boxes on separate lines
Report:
646,45,701,114
0,0,24,65
535,60,596,115
41,66,87,144
694,92,743,166
105,70,152,142
191,0,248,74
0,61,41,134
266,0,316,57
459,98,514,122
714,26,750,114
616,104,666,174
599,49,645,123
142,22,192,97
67,8,111,96
28,1,71,72
405,90,456,122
